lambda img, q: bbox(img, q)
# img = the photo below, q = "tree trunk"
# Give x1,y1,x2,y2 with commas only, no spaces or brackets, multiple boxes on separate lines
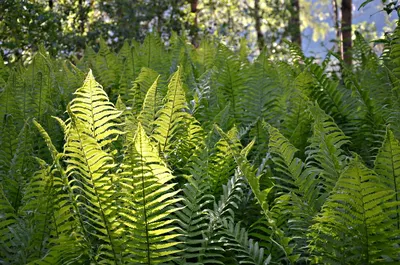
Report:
254,0,265,51
78,0,85,36
48,0,53,10
190,0,199,47
289,0,301,47
341,0,352,65
332,0,341,53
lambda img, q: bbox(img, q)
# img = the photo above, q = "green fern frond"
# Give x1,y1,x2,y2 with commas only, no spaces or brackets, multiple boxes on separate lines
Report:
267,123,304,194
220,220,271,265
138,75,161,136
65,107,121,262
119,123,181,264
117,40,136,100
1,120,34,212
306,104,350,194
152,66,191,155
136,33,170,76
0,183,17,262
374,127,400,231
199,172,246,265
340,63,386,164
93,37,120,96
31,121,90,265
306,62,355,130
214,44,248,122
310,156,396,264
175,148,214,264
68,69,122,148
193,38,217,76
127,67,161,116
0,71,20,128
209,126,242,195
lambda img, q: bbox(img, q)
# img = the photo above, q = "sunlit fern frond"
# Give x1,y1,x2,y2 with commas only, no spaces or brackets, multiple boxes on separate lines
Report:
127,67,161,116
137,75,161,136
68,70,122,148
118,123,181,264
65,106,121,263
309,156,396,264
30,120,90,265
152,67,191,156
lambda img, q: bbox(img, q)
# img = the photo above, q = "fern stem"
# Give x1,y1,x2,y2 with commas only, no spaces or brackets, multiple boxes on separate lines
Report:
139,147,151,265
74,127,119,263
389,137,400,230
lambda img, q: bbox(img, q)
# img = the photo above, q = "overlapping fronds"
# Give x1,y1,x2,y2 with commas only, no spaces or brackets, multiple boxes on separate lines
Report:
306,104,350,194
3,28,400,265
374,128,400,231
68,70,122,148
118,123,181,264
310,156,396,264
152,67,191,155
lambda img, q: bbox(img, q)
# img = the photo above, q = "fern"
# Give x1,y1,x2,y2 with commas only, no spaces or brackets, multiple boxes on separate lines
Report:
119,123,181,264
267,123,304,194
310,156,396,264
175,148,214,264
69,70,122,148
214,44,248,122
374,127,400,231
219,220,271,265
128,67,161,116
152,67,191,155
306,104,350,194
138,75,161,136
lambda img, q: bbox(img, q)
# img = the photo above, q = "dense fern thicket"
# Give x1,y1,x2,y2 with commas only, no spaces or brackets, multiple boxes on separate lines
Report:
1,27,400,264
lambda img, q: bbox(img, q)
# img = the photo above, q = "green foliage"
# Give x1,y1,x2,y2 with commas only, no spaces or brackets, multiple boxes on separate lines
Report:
2,27,400,264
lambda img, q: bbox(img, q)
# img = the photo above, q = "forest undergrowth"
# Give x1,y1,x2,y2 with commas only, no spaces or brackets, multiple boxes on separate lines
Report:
1,26,400,264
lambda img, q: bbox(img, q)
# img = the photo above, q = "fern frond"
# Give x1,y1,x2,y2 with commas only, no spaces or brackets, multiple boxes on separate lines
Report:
176,148,214,264
69,69,122,148
310,156,396,264
119,123,181,264
128,67,161,116
0,183,17,262
267,123,304,194
306,104,350,194
199,172,246,265
137,75,161,136
93,37,120,96
220,220,270,265
209,126,241,194
65,107,121,262
374,127,400,231
306,62,355,131
117,40,136,101
214,44,248,122
136,33,170,75
152,66,191,155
